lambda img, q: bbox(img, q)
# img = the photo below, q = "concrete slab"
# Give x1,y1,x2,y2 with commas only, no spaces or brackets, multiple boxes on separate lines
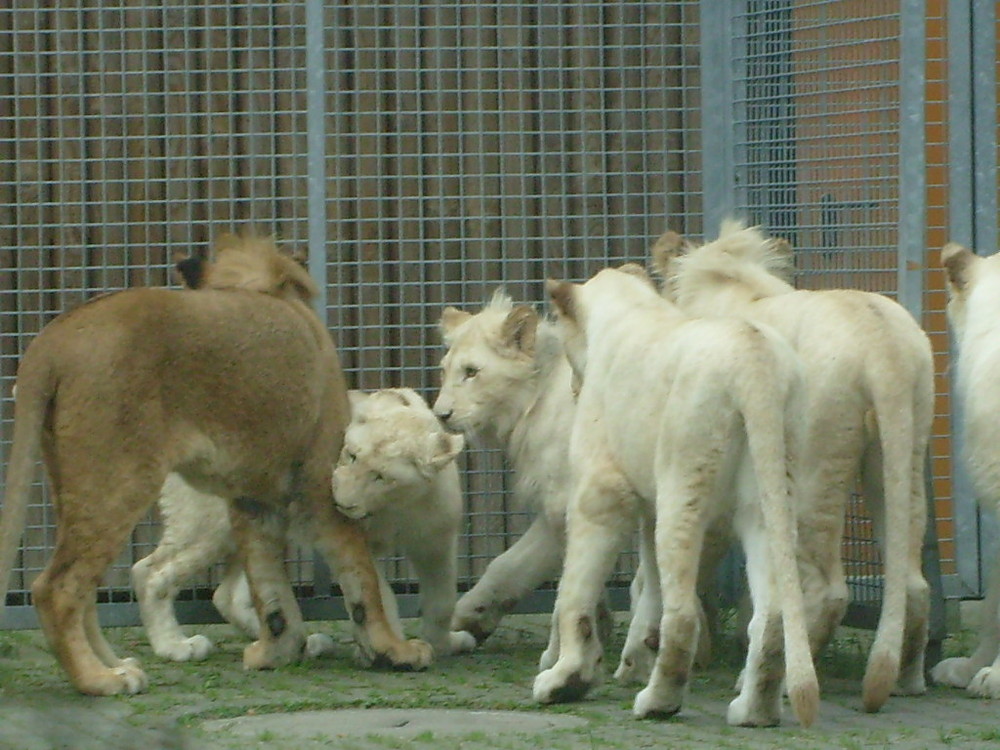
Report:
201,708,588,741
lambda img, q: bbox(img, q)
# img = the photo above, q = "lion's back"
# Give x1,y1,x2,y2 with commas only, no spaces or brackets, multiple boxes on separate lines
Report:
23,285,346,500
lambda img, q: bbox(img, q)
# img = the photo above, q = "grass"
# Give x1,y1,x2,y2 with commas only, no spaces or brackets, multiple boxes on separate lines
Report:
0,612,994,750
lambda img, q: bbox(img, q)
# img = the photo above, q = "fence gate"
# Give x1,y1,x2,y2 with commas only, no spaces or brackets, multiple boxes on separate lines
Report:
0,1,992,635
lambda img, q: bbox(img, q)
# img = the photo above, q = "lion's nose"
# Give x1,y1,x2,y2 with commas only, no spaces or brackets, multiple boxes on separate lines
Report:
435,408,453,423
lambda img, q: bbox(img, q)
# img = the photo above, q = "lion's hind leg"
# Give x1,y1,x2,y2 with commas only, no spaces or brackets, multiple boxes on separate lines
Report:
228,499,307,670
34,481,158,695
727,519,785,727
632,483,705,718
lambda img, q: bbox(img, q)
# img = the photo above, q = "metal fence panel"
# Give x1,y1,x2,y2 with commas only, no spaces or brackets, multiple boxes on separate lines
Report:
0,1,703,627
0,0,990,631
720,0,956,618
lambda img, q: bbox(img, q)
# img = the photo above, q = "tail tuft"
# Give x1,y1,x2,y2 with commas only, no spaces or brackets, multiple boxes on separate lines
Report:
787,675,820,728
861,647,898,713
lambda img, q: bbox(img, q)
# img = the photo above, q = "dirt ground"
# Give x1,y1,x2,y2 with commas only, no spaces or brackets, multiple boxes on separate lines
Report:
0,613,997,750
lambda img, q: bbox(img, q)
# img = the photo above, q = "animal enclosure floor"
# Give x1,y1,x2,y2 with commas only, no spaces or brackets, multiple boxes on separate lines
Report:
0,614,997,750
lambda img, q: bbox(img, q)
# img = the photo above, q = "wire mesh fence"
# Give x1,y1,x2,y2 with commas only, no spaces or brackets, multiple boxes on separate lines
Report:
0,0,989,629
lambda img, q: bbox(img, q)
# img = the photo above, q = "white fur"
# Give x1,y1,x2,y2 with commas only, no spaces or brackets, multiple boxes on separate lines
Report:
637,222,934,712
931,243,1000,697
132,388,474,660
433,292,608,645
535,267,819,728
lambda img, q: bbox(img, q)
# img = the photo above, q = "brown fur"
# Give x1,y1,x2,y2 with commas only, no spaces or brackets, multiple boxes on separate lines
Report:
0,234,431,695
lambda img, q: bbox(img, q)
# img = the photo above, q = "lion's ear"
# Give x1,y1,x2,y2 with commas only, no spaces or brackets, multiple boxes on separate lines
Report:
941,242,977,293
771,237,794,259
174,253,207,289
427,431,464,471
615,262,654,287
649,230,686,280
546,278,578,323
347,390,370,418
439,306,472,344
500,305,538,355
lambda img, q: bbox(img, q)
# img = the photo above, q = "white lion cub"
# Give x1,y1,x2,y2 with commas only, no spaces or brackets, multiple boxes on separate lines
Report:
332,388,476,657
132,387,475,660
537,266,819,728
931,243,1000,698
641,222,933,713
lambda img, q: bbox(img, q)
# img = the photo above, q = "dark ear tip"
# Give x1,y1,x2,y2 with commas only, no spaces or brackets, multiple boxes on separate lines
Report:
176,256,206,289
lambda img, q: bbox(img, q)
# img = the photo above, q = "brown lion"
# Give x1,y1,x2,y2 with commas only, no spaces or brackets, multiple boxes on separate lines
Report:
0,234,432,695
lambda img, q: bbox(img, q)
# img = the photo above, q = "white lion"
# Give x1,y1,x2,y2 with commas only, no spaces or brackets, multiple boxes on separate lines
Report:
631,222,933,713
931,243,1000,698
132,387,475,660
536,265,819,728
432,292,603,645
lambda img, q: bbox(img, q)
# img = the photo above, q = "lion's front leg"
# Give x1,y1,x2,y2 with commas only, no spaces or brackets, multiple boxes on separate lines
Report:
533,471,637,705
408,536,476,656
229,499,306,670
933,547,1000,692
453,513,566,645
312,509,433,670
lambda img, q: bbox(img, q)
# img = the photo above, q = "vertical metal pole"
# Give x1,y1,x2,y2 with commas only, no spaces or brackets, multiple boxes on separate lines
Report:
306,0,328,318
305,0,332,598
896,0,926,319
971,0,998,257
700,1,738,238
947,0,998,599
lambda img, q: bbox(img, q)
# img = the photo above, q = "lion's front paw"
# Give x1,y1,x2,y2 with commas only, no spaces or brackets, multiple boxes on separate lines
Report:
243,635,304,670
967,667,1000,698
533,665,593,704
615,641,656,685
304,633,337,659
931,656,979,689
114,659,149,694
633,684,682,719
451,603,502,646
446,630,477,655
154,635,214,662
726,692,781,728
78,660,148,696
538,643,559,671
371,638,433,671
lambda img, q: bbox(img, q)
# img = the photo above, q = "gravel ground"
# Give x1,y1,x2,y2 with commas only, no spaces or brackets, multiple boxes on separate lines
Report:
0,613,996,750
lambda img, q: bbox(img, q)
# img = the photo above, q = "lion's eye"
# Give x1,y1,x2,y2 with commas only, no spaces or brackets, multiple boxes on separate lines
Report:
345,451,357,463
463,366,480,380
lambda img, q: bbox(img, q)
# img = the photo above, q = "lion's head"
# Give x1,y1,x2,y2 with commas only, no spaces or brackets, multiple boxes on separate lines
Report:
332,388,464,520
432,291,545,446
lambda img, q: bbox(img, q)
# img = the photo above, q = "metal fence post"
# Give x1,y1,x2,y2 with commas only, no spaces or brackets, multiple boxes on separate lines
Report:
948,0,999,600
700,0,740,238
305,0,334,602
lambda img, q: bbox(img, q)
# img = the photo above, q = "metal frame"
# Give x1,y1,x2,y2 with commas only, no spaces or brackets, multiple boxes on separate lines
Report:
947,0,998,599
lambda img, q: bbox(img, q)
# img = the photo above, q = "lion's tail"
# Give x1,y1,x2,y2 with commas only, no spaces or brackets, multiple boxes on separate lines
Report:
0,351,52,620
736,328,819,728
860,344,932,712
